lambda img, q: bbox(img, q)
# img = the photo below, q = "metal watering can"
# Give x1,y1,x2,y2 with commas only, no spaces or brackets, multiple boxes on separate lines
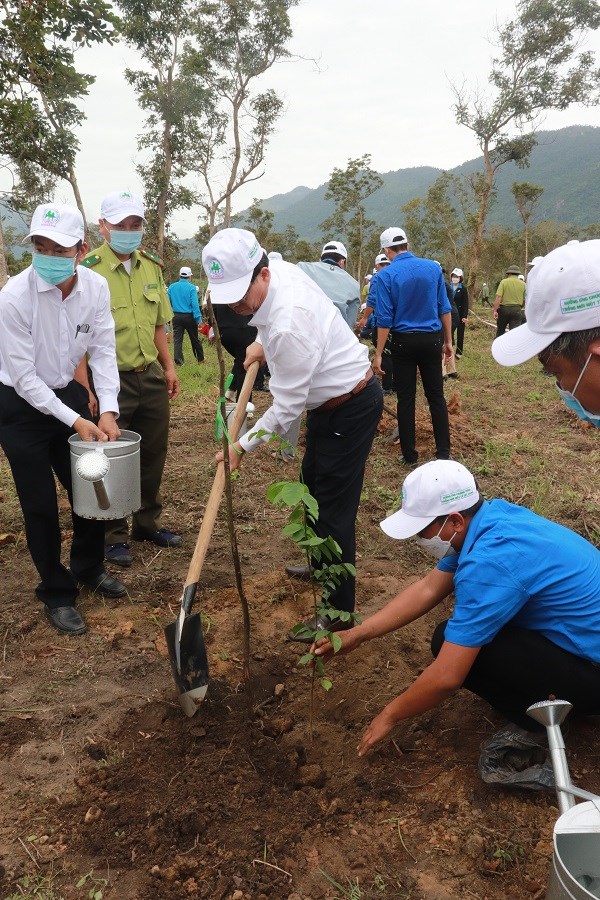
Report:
69,429,141,520
527,700,600,899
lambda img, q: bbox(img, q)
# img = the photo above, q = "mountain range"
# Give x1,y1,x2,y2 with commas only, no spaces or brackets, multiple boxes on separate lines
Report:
237,125,600,242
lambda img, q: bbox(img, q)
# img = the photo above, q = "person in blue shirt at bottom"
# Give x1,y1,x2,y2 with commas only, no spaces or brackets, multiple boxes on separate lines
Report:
312,460,600,757
167,266,204,366
492,239,600,428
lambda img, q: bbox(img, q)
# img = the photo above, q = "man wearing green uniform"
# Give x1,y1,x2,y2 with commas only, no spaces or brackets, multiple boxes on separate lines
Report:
82,190,182,566
493,265,526,337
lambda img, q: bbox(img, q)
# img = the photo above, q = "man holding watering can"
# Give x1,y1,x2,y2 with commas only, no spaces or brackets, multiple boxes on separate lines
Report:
0,203,126,636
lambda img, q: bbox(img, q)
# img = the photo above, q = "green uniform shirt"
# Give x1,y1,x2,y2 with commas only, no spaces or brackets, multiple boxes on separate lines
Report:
496,275,526,307
81,243,171,371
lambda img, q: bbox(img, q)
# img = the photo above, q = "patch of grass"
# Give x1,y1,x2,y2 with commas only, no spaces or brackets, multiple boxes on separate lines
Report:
5,872,65,900
320,868,413,899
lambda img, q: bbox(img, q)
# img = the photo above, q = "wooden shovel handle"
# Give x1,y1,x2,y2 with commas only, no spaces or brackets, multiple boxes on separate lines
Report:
183,360,260,590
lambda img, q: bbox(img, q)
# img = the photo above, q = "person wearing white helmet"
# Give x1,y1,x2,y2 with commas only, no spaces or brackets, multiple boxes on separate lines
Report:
202,228,383,642
297,240,361,329
312,460,600,758
167,266,204,366
372,227,453,466
0,203,127,635
492,240,600,426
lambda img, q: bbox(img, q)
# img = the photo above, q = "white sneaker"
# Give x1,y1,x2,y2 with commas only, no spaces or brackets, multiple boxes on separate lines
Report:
225,389,236,401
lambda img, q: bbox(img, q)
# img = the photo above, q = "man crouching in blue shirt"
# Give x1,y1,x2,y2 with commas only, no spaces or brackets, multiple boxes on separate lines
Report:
312,460,600,757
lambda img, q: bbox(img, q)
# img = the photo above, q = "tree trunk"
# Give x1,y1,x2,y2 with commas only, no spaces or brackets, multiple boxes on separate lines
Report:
524,226,529,272
466,141,494,295
156,120,173,259
67,167,87,232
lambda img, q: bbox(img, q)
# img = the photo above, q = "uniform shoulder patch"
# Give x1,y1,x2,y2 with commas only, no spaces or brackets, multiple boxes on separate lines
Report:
81,254,101,268
140,248,164,268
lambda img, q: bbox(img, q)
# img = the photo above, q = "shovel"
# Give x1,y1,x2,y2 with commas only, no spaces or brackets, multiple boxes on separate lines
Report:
165,361,260,717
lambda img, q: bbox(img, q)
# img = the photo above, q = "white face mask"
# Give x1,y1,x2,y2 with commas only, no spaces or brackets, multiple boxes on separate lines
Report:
414,516,457,560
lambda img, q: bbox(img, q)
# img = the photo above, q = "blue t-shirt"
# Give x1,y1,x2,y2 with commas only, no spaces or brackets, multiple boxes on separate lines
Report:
167,279,201,321
373,252,451,332
437,499,600,662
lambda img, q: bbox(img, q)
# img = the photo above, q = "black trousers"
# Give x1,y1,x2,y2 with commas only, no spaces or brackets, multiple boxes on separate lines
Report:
302,377,383,614
105,363,170,544
496,305,524,338
173,313,204,364
455,319,466,355
390,330,450,464
432,620,600,730
0,382,105,608
219,327,264,397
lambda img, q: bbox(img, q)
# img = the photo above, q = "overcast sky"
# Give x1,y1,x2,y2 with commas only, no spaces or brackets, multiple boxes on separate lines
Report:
8,0,600,239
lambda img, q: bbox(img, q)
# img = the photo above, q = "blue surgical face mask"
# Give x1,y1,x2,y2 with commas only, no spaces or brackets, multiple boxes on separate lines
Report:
32,252,76,286
555,354,600,427
108,229,143,255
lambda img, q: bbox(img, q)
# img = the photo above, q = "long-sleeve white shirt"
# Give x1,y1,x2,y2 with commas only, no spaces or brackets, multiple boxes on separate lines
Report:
239,261,370,452
0,265,120,427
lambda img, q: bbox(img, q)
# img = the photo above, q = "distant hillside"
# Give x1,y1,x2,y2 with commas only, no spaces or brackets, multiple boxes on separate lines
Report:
238,126,600,241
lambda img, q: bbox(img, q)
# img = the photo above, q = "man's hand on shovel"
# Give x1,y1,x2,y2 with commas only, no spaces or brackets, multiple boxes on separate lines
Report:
215,441,245,472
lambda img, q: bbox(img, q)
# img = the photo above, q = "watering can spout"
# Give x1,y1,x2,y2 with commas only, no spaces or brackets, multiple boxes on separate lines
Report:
527,699,573,729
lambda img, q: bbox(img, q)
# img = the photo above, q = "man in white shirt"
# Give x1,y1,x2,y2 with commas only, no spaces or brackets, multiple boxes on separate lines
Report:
202,228,383,641
0,203,126,636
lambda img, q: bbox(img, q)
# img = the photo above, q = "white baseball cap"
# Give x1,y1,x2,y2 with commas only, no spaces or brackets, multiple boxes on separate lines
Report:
100,190,146,224
492,240,600,366
375,253,389,266
179,266,192,277
527,256,543,268
322,240,348,259
25,203,85,247
268,251,283,261
380,227,408,249
380,460,479,539
451,267,463,278
202,228,264,304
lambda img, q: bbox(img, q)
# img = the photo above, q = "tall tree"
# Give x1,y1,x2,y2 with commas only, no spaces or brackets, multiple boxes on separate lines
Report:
512,181,544,268
120,0,206,258
451,0,600,292
0,0,119,224
185,0,298,237
401,172,473,266
320,154,383,283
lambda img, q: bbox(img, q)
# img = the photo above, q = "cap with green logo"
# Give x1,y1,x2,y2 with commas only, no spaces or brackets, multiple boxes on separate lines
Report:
202,227,264,304
100,190,146,225
25,203,85,248
380,460,479,539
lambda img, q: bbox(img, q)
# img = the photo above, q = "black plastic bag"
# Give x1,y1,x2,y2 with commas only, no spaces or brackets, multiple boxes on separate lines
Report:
478,725,555,790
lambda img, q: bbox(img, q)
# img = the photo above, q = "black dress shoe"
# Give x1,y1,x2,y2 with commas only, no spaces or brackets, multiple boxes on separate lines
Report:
131,528,182,548
77,571,127,598
45,605,87,635
285,564,314,580
287,613,354,643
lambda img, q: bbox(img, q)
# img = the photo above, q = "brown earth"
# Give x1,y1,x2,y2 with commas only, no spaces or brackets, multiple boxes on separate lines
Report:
0,319,599,900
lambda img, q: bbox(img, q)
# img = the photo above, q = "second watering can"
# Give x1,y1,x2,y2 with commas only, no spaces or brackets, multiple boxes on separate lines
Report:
69,429,141,520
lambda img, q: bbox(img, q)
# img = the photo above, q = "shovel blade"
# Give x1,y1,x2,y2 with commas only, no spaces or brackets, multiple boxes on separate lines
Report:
165,612,209,717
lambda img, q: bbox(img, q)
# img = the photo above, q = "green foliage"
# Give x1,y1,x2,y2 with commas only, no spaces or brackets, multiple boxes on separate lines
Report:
321,154,383,283
0,0,119,217
267,475,358,691
451,0,600,288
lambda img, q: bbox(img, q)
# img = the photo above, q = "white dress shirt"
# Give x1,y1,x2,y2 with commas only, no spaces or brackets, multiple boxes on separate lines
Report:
239,261,370,452
0,265,120,427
